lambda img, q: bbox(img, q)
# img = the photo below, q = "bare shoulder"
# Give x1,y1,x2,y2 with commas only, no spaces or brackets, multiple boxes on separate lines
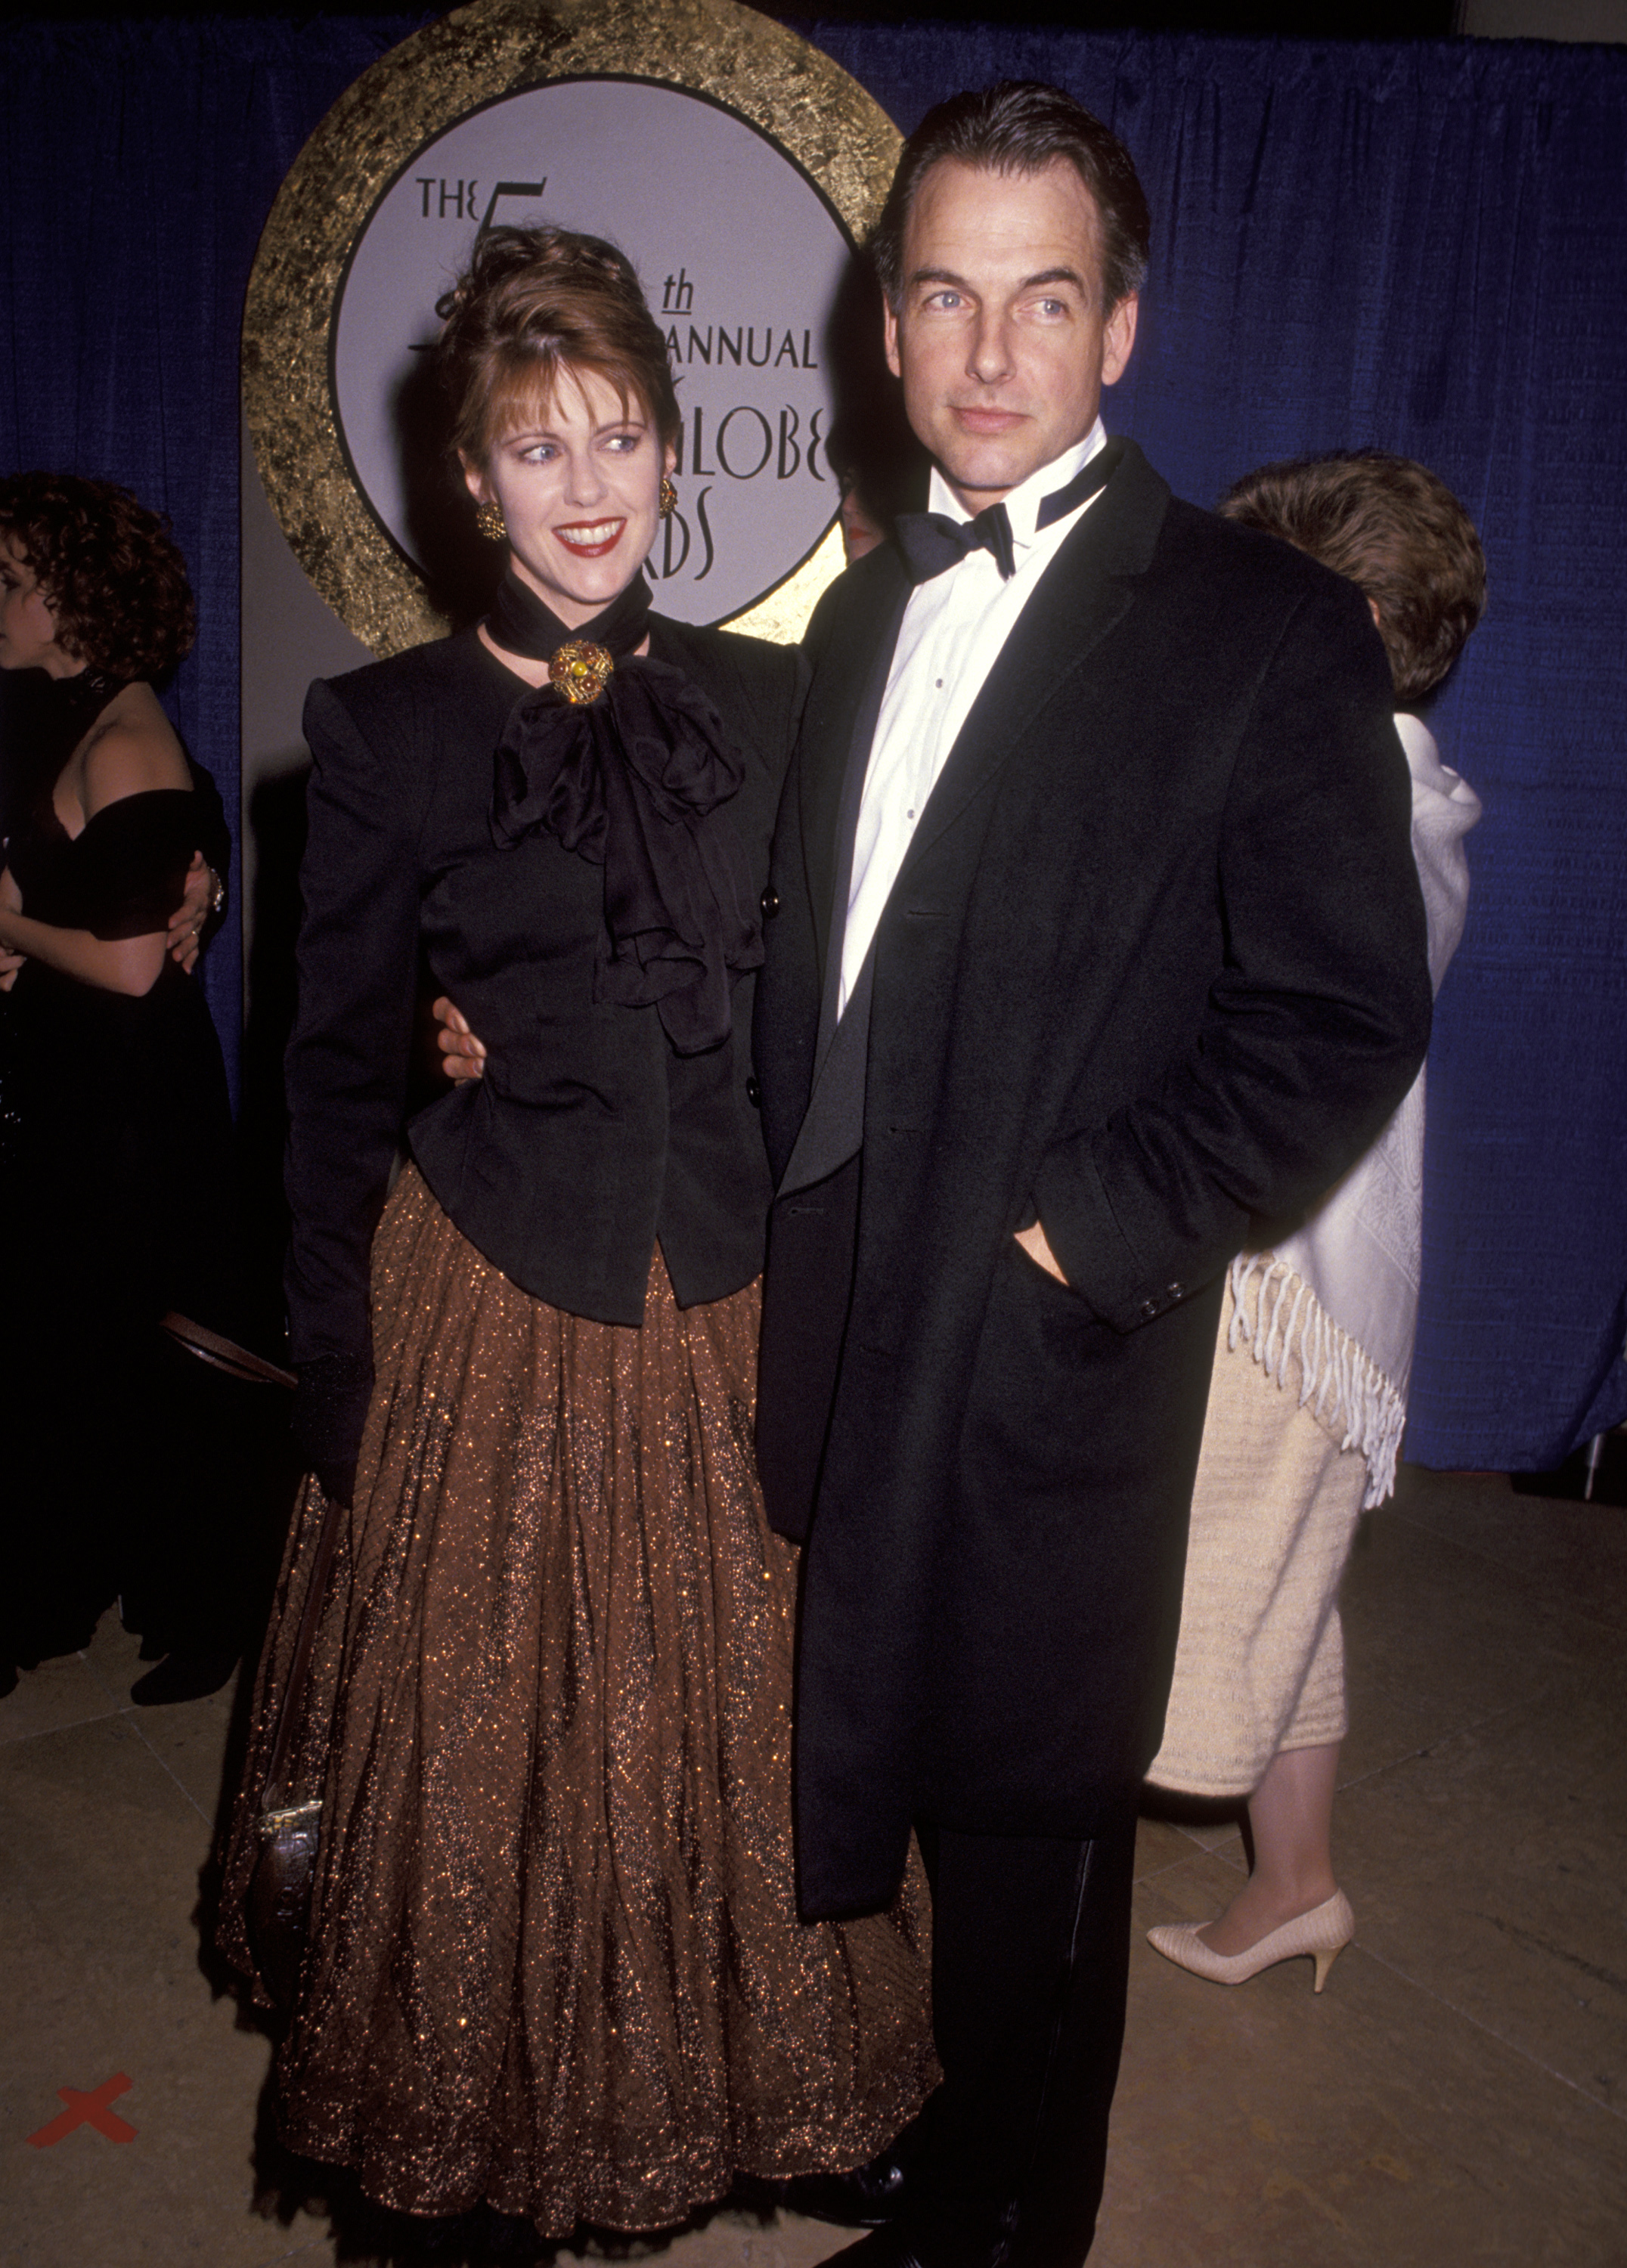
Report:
78,683,191,818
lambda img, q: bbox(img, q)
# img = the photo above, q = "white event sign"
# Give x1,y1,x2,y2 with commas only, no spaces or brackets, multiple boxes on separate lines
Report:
333,77,852,626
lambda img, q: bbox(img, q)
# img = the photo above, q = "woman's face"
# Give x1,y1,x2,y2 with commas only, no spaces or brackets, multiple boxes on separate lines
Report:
0,539,76,675
465,367,675,631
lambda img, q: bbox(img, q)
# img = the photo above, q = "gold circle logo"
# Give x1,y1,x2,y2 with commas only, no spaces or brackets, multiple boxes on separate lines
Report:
244,0,900,657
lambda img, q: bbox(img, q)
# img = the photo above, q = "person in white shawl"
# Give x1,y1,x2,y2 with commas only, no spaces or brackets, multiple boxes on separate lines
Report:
1146,452,1486,1991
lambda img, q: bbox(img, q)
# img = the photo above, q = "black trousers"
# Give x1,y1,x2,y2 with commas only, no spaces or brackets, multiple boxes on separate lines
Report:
907,1810,1138,2268
756,1149,1139,2261
755,1151,863,1544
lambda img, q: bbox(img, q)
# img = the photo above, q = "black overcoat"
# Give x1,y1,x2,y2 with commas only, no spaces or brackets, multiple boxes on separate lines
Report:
752,443,1434,1916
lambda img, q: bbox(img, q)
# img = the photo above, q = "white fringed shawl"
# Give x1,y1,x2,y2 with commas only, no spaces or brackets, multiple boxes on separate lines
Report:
1226,715,1481,1509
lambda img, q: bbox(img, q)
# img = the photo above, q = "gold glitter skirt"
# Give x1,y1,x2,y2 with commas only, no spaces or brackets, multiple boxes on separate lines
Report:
217,1164,936,2234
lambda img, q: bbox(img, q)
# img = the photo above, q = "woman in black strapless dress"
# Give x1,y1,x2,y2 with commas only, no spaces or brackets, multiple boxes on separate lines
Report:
0,473,243,1699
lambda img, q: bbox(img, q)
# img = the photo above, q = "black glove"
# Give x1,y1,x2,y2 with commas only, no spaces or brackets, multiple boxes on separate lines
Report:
290,1353,374,1506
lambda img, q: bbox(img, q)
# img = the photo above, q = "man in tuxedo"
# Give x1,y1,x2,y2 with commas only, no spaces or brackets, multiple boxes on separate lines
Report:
751,82,1433,2268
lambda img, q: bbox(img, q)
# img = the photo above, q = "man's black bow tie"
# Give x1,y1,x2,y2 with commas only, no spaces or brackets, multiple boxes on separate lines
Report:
896,500,1017,583
894,440,1123,585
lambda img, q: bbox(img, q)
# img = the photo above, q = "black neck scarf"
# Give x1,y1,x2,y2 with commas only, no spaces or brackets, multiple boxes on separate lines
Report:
484,565,653,665
486,569,760,1056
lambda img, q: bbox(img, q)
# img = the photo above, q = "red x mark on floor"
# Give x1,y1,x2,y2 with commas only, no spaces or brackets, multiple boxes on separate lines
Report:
26,2072,136,2146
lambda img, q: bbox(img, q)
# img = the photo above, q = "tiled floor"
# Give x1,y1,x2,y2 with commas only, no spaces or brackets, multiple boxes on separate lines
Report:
2,1466,1623,2266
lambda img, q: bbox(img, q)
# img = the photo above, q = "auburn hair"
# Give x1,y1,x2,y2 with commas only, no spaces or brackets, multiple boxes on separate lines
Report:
434,225,680,466
1219,451,1486,705
0,472,195,680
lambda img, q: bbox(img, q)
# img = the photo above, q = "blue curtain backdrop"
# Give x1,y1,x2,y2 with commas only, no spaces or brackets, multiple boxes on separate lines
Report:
1,17,1622,1473
0,15,435,1097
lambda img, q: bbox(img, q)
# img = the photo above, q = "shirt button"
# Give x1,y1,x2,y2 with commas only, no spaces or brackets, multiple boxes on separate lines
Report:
760,886,779,919
745,1075,761,1108
1166,1282,1184,1300
1139,1298,1159,1321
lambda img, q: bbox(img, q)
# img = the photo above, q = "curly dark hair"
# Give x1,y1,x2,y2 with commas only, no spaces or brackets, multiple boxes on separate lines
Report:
0,472,196,681
872,81,1151,317
1218,451,1486,706
434,225,680,469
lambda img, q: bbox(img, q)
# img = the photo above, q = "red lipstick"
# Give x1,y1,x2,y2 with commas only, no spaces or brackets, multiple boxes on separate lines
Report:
553,519,627,559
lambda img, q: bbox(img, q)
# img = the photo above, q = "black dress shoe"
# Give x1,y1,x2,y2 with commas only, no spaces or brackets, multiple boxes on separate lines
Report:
816,2232,930,2268
819,2194,1026,2268
817,2220,1015,2268
742,2134,910,2228
130,1649,240,1706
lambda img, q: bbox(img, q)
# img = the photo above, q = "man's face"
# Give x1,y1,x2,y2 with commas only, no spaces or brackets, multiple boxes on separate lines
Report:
884,157,1137,512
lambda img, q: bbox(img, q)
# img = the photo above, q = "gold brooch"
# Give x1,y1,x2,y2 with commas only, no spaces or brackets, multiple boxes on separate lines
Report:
549,640,615,705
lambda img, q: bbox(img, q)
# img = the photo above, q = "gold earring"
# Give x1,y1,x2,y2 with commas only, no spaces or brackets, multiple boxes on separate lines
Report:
475,498,506,543
659,476,678,519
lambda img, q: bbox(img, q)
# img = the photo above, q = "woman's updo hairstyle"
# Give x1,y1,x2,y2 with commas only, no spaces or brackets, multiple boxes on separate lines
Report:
0,472,195,681
435,225,680,469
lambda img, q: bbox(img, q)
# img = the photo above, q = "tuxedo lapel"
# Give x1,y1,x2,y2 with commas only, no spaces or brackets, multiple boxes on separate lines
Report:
899,442,1170,881
800,564,910,992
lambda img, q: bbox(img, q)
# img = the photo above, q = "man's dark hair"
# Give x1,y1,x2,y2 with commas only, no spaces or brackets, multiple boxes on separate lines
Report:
1218,451,1486,705
871,81,1151,315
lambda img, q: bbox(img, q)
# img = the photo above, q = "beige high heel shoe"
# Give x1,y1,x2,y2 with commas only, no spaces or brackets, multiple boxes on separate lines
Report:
1146,1888,1355,1993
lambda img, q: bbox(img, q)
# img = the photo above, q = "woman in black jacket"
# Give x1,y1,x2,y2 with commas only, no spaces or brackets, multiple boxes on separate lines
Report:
215,228,933,2239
